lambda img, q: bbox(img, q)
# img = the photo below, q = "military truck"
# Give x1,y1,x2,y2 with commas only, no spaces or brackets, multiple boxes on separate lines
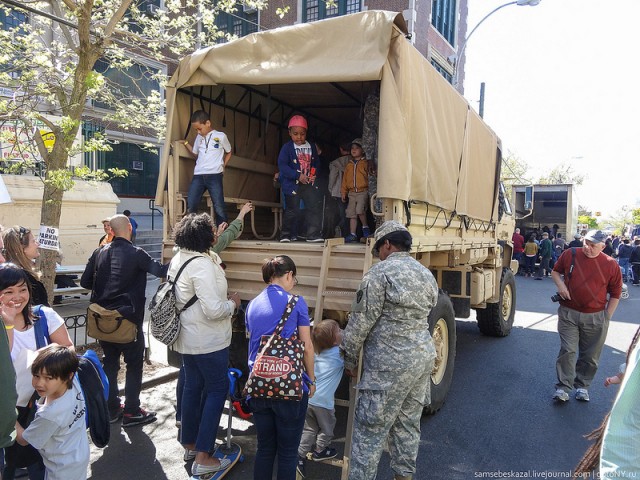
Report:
156,11,517,413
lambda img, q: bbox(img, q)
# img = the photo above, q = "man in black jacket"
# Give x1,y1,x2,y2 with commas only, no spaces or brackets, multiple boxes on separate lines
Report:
81,214,168,427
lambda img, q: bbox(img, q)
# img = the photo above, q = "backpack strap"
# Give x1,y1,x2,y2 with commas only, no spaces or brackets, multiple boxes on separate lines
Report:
32,305,50,349
171,256,202,311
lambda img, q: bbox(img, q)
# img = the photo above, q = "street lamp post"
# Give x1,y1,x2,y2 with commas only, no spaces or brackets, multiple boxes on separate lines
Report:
453,0,540,89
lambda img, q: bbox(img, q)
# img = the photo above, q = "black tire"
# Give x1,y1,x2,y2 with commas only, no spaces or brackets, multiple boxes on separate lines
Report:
424,290,456,415
476,269,516,337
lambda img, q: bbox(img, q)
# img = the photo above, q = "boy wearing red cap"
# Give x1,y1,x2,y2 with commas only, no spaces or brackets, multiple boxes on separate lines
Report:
277,115,324,243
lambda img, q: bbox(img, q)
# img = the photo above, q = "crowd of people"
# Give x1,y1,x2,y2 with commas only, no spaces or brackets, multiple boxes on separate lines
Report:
512,225,640,284
2,108,638,479
0,212,440,480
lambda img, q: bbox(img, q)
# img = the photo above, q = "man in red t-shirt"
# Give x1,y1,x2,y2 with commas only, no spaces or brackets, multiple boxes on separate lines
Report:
550,230,622,402
512,228,525,272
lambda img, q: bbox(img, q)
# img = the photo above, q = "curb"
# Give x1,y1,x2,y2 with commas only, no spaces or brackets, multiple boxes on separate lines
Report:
117,366,180,396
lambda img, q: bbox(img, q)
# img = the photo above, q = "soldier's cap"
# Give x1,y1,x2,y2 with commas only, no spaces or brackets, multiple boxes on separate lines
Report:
101,217,111,224
584,229,606,244
351,138,363,148
372,220,409,252
542,232,548,237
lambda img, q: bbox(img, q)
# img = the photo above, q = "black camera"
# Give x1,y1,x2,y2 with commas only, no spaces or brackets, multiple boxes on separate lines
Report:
551,293,562,303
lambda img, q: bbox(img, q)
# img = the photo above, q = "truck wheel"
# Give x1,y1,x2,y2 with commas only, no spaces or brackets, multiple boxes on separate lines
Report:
424,291,456,415
476,269,516,337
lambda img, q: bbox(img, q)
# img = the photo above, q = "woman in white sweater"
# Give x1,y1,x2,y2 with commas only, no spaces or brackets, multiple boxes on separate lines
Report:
169,213,240,476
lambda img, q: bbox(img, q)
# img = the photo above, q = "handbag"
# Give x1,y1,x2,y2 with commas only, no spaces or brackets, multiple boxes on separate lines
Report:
87,303,138,343
243,295,305,400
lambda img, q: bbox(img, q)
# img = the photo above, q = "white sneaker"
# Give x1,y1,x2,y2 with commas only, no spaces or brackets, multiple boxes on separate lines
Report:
192,458,231,475
553,389,569,402
575,388,590,402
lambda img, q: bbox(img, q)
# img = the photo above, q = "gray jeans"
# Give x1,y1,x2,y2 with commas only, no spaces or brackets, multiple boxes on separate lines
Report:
298,404,336,456
555,305,610,391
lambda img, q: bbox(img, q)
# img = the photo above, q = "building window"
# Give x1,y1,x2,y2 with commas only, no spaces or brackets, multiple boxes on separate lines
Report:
215,7,258,40
105,142,159,197
304,0,361,22
430,59,453,84
82,121,106,171
92,58,162,110
128,0,161,34
431,0,456,46
1,7,27,31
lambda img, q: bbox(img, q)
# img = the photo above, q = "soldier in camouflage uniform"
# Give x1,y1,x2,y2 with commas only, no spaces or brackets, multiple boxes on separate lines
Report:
342,221,438,480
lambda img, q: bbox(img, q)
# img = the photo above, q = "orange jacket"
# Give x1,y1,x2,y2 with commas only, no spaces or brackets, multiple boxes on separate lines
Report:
341,158,368,196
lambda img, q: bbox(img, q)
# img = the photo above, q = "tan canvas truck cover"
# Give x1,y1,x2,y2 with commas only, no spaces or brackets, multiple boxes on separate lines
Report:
157,10,500,225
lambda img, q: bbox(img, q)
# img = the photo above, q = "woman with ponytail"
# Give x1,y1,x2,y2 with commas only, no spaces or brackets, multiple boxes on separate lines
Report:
245,255,315,480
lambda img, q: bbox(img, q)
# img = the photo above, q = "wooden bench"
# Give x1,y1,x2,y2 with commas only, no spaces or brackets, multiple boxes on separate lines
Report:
176,193,282,241
54,265,90,297
225,197,282,241
174,151,282,240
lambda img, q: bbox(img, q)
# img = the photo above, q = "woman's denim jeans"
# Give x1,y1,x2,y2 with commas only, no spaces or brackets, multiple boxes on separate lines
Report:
180,348,229,453
251,394,308,480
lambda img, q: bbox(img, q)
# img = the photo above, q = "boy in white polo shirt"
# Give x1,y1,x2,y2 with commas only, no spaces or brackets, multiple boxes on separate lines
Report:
183,110,232,225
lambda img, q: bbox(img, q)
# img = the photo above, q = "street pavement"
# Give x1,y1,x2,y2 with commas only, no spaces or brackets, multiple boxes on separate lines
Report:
84,272,640,480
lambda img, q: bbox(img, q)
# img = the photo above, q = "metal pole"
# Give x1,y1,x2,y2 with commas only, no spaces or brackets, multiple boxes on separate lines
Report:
479,82,485,118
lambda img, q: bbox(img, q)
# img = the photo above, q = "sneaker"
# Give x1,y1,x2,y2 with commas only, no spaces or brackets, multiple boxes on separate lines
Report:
312,447,338,462
575,388,590,402
307,237,324,243
362,227,371,238
122,408,157,428
109,406,124,424
297,456,307,478
290,236,298,242
553,389,569,402
280,237,291,243
192,459,231,475
184,448,196,462
345,233,358,243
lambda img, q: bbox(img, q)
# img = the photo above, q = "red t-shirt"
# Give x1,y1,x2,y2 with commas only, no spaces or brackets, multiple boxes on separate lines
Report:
553,247,622,313
512,233,525,253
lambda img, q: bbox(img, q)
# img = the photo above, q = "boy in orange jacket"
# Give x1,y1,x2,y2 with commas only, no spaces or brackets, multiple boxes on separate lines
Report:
340,138,370,242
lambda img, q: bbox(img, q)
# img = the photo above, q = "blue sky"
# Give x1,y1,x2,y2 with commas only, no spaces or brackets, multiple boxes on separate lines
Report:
464,0,640,218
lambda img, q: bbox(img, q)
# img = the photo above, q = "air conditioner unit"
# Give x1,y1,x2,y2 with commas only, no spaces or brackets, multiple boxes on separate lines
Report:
146,4,159,16
243,3,257,13
132,161,144,171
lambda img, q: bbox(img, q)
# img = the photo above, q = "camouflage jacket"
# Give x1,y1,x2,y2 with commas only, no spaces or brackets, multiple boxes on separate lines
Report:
342,251,438,385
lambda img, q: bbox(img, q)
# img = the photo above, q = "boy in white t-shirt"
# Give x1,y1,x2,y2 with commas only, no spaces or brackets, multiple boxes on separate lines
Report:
183,110,232,225
18,345,90,480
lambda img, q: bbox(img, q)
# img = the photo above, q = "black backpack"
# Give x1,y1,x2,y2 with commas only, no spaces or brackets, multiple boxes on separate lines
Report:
34,307,110,448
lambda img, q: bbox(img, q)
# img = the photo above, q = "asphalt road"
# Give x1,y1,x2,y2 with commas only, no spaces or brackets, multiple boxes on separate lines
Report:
88,274,640,480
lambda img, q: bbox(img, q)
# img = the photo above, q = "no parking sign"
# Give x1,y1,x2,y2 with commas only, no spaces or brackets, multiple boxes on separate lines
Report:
38,226,59,251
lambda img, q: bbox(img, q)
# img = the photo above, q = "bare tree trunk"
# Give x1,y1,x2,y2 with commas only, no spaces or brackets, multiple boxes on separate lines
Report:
38,151,66,304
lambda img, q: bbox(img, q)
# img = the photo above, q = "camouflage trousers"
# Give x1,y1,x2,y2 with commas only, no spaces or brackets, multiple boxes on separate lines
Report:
348,362,433,480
